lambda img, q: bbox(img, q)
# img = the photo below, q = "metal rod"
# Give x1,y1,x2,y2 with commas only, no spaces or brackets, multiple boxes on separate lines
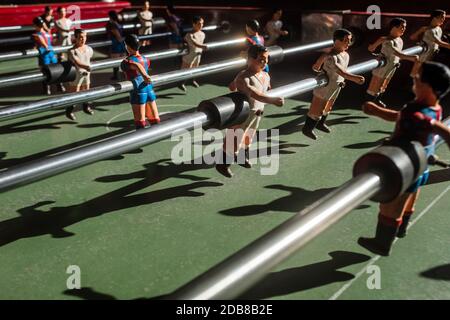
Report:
0,36,160,62
0,15,166,34
0,28,113,46
90,48,188,71
0,41,334,121
70,17,110,25
0,35,37,46
266,45,425,100
0,18,111,34
0,58,249,119
0,37,247,88
268,77,327,98
0,112,210,192
0,73,47,87
282,40,333,55
0,17,167,47
0,25,34,33
0,21,212,62
264,45,425,100
170,173,381,300
200,38,245,50
0,57,245,121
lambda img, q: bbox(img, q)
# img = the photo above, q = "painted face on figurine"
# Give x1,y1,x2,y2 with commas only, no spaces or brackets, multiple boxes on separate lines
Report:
144,1,150,10
335,35,352,52
392,22,406,37
193,18,204,32
249,51,269,72
58,8,66,19
76,31,87,46
273,10,283,20
434,13,446,26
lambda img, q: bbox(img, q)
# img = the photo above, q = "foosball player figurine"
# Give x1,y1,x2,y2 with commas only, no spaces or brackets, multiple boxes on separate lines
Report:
359,61,450,256
366,18,419,107
302,29,365,140
121,34,160,130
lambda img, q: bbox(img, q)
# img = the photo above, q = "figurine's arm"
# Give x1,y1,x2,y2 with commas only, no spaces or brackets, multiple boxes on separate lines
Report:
362,101,399,122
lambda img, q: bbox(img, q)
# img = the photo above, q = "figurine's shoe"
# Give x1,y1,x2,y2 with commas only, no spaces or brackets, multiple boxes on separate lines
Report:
396,213,412,238
302,116,319,140
316,115,331,133
179,84,187,92
65,106,76,121
215,164,233,178
83,103,94,115
237,148,252,168
302,128,317,140
358,221,398,256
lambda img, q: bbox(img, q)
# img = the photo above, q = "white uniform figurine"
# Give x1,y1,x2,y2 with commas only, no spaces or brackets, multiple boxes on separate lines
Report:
182,30,206,68
420,26,443,62
373,37,403,78
179,16,207,92
410,9,450,76
265,9,288,46
55,7,72,61
138,1,153,46
66,29,95,121
302,29,365,141
69,43,94,90
215,45,284,178
224,68,271,154
366,18,418,107
313,51,349,101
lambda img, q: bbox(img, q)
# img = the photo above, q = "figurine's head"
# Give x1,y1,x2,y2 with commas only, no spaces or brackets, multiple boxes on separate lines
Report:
192,16,204,32
74,29,87,46
143,1,150,11
57,7,66,19
247,44,269,73
389,17,407,37
272,8,283,20
125,34,141,54
246,20,260,36
413,61,450,102
108,10,120,22
33,16,45,31
430,9,446,26
44,6,53,17
333,28,352,52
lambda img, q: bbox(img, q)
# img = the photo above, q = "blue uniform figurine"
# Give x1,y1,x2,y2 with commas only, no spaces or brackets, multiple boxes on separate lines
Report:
32,16,64,95
121,54,156,105
359,61,450,257
121,34,160,130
